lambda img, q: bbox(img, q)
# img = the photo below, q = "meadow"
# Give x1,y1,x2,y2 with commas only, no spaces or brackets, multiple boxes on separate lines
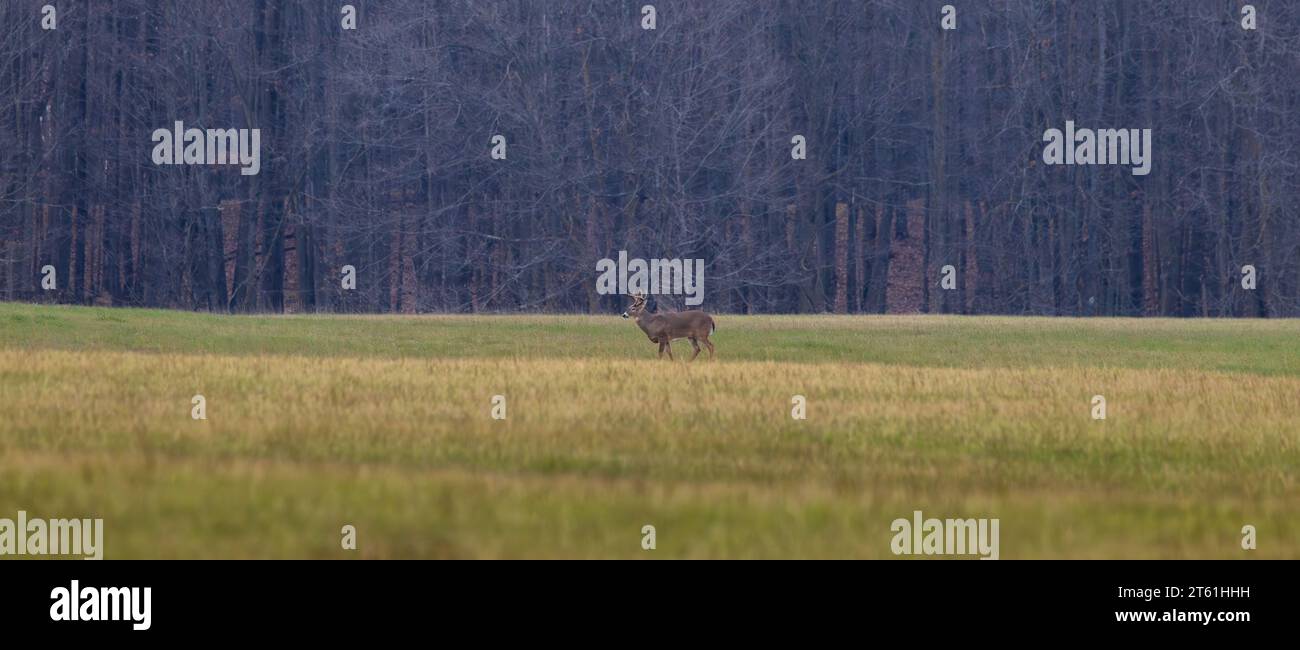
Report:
1,301,1297,558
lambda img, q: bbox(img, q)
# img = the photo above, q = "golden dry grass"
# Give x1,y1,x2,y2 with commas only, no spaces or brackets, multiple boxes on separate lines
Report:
2,302,1298,559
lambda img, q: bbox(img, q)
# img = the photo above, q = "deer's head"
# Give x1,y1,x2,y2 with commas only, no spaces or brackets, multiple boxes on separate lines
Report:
622,293,647,319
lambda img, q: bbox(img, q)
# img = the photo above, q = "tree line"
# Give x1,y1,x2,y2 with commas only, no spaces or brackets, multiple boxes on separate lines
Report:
2,0,1298,316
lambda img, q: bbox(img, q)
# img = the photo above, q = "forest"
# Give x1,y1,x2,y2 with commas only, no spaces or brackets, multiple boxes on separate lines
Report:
2,0,1298,316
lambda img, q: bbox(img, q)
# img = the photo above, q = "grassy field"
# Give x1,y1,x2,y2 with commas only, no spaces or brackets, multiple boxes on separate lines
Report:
1,301,1298,559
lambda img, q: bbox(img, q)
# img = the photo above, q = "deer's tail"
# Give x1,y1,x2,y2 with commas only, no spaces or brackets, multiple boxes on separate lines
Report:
710,317,716,335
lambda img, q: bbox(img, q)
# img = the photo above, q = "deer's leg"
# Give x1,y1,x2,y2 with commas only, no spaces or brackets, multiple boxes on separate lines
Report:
703,337,715,359
689,337,701,361
664,339,674,360
657,341,665,358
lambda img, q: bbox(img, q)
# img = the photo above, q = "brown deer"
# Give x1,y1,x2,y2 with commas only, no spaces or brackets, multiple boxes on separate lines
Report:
622,292,716,361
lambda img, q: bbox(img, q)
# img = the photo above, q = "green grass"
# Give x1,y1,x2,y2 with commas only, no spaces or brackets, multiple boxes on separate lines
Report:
5,302,1300,374
1,301,1297,558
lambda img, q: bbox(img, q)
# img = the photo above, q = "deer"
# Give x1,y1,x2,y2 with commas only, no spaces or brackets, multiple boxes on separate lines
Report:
622,292,716,361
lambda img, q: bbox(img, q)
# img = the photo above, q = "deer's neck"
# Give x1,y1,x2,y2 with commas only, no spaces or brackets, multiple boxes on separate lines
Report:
635,312,659,336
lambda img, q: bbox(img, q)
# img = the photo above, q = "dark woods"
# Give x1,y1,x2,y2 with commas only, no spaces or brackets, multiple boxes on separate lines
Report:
1,1,1297,316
